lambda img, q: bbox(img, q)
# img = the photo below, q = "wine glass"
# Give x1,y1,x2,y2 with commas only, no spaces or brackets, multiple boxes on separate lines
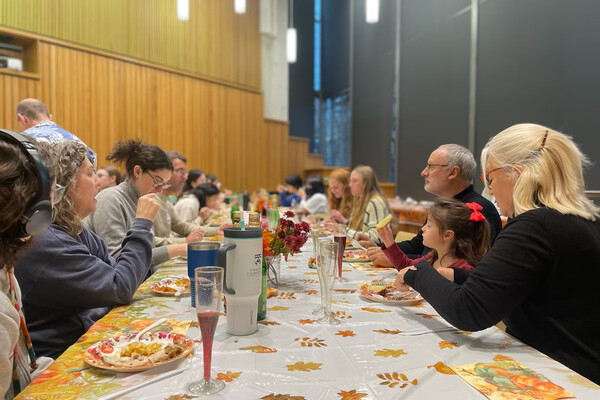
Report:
312,238,332,317
333,223,348,282
317,241,341,325
188,266,225,395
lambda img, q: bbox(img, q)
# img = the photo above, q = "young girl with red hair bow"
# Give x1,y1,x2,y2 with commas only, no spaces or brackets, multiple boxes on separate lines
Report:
377,198,490,271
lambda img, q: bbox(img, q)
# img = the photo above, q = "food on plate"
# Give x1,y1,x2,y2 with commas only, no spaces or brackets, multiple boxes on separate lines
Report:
343,249,368,260
375,214,393,229
203,236,221,242
150,277,191,294
360,281,422,301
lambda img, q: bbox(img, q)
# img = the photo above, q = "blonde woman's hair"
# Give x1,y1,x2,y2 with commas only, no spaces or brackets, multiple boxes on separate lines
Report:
47,141,88,236
327,168,352,219
348,165,387,230
481,123,599,220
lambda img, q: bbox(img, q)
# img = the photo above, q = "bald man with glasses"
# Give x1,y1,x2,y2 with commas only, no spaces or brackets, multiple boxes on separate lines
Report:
357,144,502,267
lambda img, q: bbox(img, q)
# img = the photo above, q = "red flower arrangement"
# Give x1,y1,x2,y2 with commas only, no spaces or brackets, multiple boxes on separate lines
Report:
262,211,311,260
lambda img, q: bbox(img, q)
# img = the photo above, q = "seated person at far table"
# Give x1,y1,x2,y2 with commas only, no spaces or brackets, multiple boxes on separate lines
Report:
327,168,352,224
153,150,205,245
174,183,229,236
377,198,490,273
16,141,160,359
341,165,391,242
357,144,501,267
277,174,306,207
299,175,328,216
396,124,600,385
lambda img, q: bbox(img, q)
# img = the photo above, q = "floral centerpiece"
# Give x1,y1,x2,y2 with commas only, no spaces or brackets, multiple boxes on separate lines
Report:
262,211,311,261
262,211,310,286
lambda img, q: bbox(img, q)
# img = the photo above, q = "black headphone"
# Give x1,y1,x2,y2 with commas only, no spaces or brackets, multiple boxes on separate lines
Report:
0,129,53,237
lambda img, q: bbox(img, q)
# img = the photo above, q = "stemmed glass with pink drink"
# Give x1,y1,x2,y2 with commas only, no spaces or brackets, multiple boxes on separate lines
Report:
188,266,224,395
333,223,348,282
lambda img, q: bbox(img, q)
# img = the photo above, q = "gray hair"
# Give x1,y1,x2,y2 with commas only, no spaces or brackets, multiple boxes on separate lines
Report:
16,98,50,120
166,150,187,163
439,144,477,183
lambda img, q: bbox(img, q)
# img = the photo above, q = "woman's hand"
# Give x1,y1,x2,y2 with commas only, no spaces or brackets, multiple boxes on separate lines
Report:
355,232,376,248
367,247,394,267
376,224,394,248
136,194,160,221
328,209,346,224
277,184,286,193
199,206,212,220
186,228,205,243
394,266,416,291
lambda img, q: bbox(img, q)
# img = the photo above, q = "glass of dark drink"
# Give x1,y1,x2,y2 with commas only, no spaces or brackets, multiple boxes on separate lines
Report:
188,266,225,395
333,223,348,282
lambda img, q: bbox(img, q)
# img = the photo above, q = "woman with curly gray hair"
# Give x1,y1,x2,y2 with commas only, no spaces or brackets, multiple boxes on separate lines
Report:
15,141,161,359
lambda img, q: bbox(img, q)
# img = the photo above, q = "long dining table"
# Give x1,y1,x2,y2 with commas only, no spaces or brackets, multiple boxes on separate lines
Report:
15,239,600,400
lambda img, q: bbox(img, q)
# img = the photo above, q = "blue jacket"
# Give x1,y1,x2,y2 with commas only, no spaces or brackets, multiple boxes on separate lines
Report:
15,219,153,359
279,191,302,207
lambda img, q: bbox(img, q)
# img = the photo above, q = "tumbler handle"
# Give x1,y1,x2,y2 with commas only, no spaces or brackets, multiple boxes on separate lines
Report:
218,243,237,295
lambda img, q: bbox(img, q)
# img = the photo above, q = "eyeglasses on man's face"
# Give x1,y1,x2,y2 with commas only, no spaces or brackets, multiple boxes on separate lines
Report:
146,171,171,189
424,163,449,172
96,173,109,179
480,167,504,186
173,168,186,176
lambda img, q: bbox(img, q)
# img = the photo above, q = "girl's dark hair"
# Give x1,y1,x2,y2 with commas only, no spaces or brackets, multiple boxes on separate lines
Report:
0,138,50,268
427,197,491,267
182,169,205,193
305,175,325,197
99,165,122,185
190,183,220,207
285,174,303,189
106,140,172,175
206,174,218,184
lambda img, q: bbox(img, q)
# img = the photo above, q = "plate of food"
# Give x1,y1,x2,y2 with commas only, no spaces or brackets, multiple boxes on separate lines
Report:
358,280,423,304
84,332,194,372
149,277,191,296
202,235,222,242
343,249,369,262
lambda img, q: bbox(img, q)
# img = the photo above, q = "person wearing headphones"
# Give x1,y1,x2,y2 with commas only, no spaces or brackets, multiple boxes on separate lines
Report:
0,130,55,399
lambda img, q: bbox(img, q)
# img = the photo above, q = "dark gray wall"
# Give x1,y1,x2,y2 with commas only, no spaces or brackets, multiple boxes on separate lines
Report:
288,1,315,146
396,0,471,199
351,0,397,181
475,0,600,191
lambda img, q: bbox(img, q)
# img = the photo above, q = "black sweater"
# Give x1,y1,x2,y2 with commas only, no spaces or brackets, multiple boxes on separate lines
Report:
398,185,502,256
405,207,600,384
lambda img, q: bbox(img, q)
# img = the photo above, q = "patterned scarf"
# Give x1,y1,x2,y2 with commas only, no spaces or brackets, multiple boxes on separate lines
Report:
7,269,37,395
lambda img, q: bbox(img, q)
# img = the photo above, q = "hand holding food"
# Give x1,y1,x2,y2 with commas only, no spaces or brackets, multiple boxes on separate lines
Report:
355,232,377,249
367,246,394,267
394,266,415,291
376,224,394,248
186,228,205,243
136,194,161,221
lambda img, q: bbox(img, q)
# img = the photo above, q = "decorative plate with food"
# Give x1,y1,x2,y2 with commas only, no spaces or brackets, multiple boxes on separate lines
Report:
343,249,369,262
149,277,191,296
84,332,194,372
202,236,222,242
358,280,423,304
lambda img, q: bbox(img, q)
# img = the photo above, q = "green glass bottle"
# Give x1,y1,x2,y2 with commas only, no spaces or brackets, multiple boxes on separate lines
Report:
230,204,239,221
257,255,267,321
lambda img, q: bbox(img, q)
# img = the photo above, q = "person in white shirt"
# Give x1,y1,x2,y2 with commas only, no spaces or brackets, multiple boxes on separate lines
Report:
299,175,328,216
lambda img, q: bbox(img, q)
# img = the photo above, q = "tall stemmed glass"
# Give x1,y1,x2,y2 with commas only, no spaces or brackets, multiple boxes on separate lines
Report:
333,223,348,282
312,238,332,317
317,241,341,325
188,267,225,395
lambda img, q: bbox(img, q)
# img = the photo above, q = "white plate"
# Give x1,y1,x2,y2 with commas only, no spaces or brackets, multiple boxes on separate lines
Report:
358,282,423,304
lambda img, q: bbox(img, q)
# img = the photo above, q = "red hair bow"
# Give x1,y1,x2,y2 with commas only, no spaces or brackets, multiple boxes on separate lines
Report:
466,202,486,222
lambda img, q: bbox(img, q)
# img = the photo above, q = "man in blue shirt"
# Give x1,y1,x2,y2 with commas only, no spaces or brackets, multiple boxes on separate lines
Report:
16,98,97,168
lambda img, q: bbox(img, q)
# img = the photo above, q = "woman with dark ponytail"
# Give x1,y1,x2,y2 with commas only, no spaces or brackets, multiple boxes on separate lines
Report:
377,197,491,272
86,140,187,266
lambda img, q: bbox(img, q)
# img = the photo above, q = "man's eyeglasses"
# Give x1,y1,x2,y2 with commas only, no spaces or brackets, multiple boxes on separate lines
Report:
424,163,449,171
173,168,187,176
146,171,172,189
480,167,504,186
96,173,109,178
53,184,66,204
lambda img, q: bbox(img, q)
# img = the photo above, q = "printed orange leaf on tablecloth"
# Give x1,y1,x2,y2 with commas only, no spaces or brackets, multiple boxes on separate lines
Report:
164,395,195,400
366,273,377,277
493,354,516,362
439,341,458,349
268,306,290,311
415,313,439,319
377,372,418,389
407,301,424,308
258,320,281,326
374,349,407,358
286,361,323,372
454,330,472,335
299,319,316,325
300,279,319,284
336,330,356,337
287,266,298,269
304,272,318,275
334,289,356,293
361,307,390,313
303,290,318,295
337,389,369,399
373,329,403,335
278,292,297,300
240,345,277,353
335,311,352,319
216,371,242,382
295,337,327,347
427,361,456,375
261,394,306,400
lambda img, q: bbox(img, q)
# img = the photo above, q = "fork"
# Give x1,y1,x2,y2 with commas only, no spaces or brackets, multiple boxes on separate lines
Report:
131,317,167,341
351,239,368,252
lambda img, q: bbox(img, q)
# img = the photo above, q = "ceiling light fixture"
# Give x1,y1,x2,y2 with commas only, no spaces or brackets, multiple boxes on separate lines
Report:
366,0,380,24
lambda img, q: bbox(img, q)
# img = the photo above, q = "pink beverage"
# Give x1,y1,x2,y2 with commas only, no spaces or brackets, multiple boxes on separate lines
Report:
333,235,346,277
197,310,219,379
